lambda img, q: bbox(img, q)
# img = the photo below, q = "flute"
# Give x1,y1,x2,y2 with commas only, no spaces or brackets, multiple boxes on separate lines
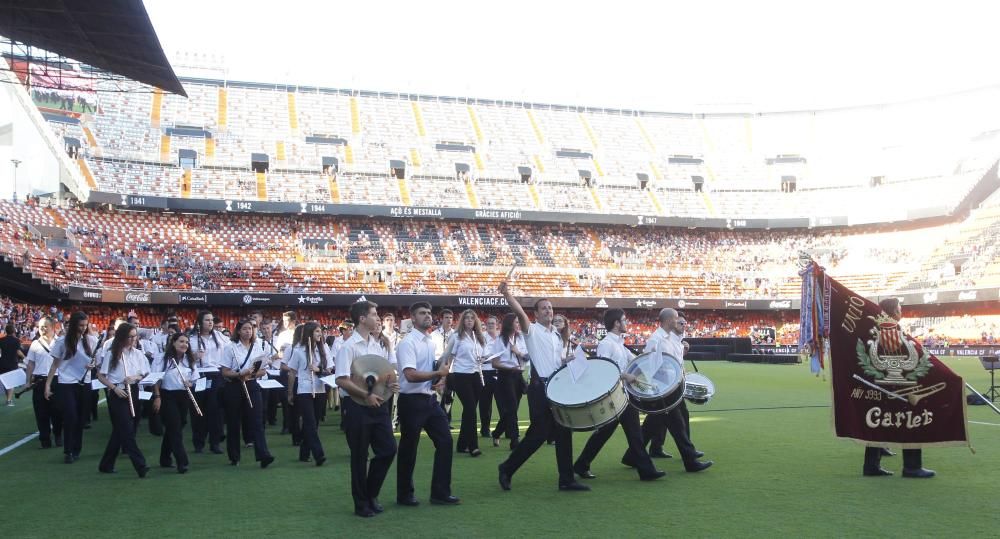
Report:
241,374,254,409
174,359,203,417
123,352,135,418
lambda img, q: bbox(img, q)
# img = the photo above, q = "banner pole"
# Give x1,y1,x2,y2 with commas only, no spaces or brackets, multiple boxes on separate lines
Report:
965,383,1000,416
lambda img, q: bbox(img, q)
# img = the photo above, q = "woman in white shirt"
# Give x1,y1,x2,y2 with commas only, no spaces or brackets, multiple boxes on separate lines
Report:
24,316,61,449
190,310,226,454
45,311,99,464
96,323,151,477
444,309,487,457
220,320,275,469
489,313,527,450
152,332,201,474
286,322,332,466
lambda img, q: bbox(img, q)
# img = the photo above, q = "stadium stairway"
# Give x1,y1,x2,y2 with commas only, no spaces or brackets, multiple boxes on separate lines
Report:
468,105,484,141
150,88,162,128
181,169,192,198
287,92,298,131
588,186,604,211
635,117,657,152
527,110,545,144
205,138,214,161
579,113,599,148
398,177,412,205
159,134,170,161
410,148,421,168
217,88,227,128
276,141,286,162
647,189,664,215
528,184,542,208
411,102,427,137
350,97,360,134
327,175,341,203
473,152,484,172
76,158,97,189
465,181,480,208
649,161,662,181
44,207,66,227
255,172,267,200
82,126,100,156
344,145,354,165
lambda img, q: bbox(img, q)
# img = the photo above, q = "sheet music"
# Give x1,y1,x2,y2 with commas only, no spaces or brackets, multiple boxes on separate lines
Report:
257,379,284,389
90,379,104,390
138,391,153,401
568,346,589,383
320,374,339,389
196,366,219,374
194,378,207,392
0,369,26,389
139,372,164,385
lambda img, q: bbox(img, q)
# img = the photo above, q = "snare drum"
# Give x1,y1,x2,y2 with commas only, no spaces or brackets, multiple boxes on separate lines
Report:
683,372,716,405
545,357,628,431
623,352,685,414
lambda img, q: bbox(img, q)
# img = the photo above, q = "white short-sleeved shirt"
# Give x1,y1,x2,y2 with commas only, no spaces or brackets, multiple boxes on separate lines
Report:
49,334,99,384
396,330,436,395
643,327,684,367
26,338,56,376
151,355,201,391
286,344,330,395
275,329,295,354
221,340,271,378
99,347,151,386
482,334,499,371
334,332,393,397
487,334,527,370
523,322,565,378
431,328,453,360
192,331,227,367
448,333,485,374
596,332,634,371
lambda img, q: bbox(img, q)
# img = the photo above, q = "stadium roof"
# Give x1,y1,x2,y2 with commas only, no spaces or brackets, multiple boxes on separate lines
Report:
0,0,186,96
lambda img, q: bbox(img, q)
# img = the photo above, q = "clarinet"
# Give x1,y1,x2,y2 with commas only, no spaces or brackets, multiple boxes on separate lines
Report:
122,351,135,418
308,343,316,399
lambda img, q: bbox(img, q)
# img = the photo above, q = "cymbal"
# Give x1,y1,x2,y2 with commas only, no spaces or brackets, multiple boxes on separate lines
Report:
349,354,395,405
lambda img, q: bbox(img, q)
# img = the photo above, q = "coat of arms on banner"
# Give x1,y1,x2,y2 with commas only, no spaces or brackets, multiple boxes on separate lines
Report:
856,313,932,386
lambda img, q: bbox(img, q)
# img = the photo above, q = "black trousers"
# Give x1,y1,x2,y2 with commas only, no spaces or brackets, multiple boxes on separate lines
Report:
99,386,147,474
192,373,223,450
499,378,574,485
283,373,301,443
32,376,62,447
223,380,271,463
864,447,923,470
342,398,397,512
641,401,695,455
449,373,482,452
479,370,497,435
55,383,87,457
492,371,524,441
159,390,191,469
296,393,326,461
397,393,453,501
578,406,657,476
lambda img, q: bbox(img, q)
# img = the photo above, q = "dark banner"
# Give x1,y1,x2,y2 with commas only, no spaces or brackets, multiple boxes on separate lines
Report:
824,272,968,447
85,190,830,230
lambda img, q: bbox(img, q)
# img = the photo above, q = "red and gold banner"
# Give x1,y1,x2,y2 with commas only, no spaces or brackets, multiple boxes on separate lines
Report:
818,269,968,447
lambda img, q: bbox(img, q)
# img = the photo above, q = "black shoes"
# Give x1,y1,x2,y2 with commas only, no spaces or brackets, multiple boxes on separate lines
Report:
430,495,461,505
369,499,384,513
178,465,189,474
64,454,74,464
880,447,895,457
137,466,150,478
299,457,312,463
573,465,596,479
315,457,326,467
639,470,667,481
902,468,935,478
354,507,376,518
863,467,893,477
649,448,673,459
558,481,591,491
397,496,420,507
693,450,705,459
492,437,501,447
259,455,275,469
469,449,482,458
498,464,512,491
54,435,62,447
621,456,637,468
98,467,116,474
685,460,713,473
210,445,224,455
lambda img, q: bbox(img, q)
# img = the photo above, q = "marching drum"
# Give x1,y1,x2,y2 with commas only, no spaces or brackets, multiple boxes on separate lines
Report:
546,357,628,431
623,352,685,414
683,372,716,405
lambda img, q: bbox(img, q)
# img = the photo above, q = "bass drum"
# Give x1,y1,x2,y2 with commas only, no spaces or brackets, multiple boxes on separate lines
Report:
683,372,716,405
546,357,628,431
622,351,685,414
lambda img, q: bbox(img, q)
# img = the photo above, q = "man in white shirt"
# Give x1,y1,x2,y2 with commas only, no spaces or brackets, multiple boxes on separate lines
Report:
633,308,712,473
273,311,298,436
394,301,460,507
431,309,454,416
335,300,400,518
574,309,665,481
496,280,589,492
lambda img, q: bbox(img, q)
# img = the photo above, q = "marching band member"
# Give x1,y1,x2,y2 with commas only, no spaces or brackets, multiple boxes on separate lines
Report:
335,300,399,518
96,323,151,477
442,309,486,457
219,320,275,468
432,309,454,416
630,309,712,473
479,315,499,439
489,313,527,449
24,317,61,448
191,311,226,454
862,298,934,478
573,309,665,481
286,322,330,466
45,312,98,464
152,332,201,474
273,311,298,432
395,301,460,507
496,282,589,492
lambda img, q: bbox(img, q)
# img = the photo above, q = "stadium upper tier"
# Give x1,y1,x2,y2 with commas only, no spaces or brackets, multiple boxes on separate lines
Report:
4,196,1000,298
36,79,1000,220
